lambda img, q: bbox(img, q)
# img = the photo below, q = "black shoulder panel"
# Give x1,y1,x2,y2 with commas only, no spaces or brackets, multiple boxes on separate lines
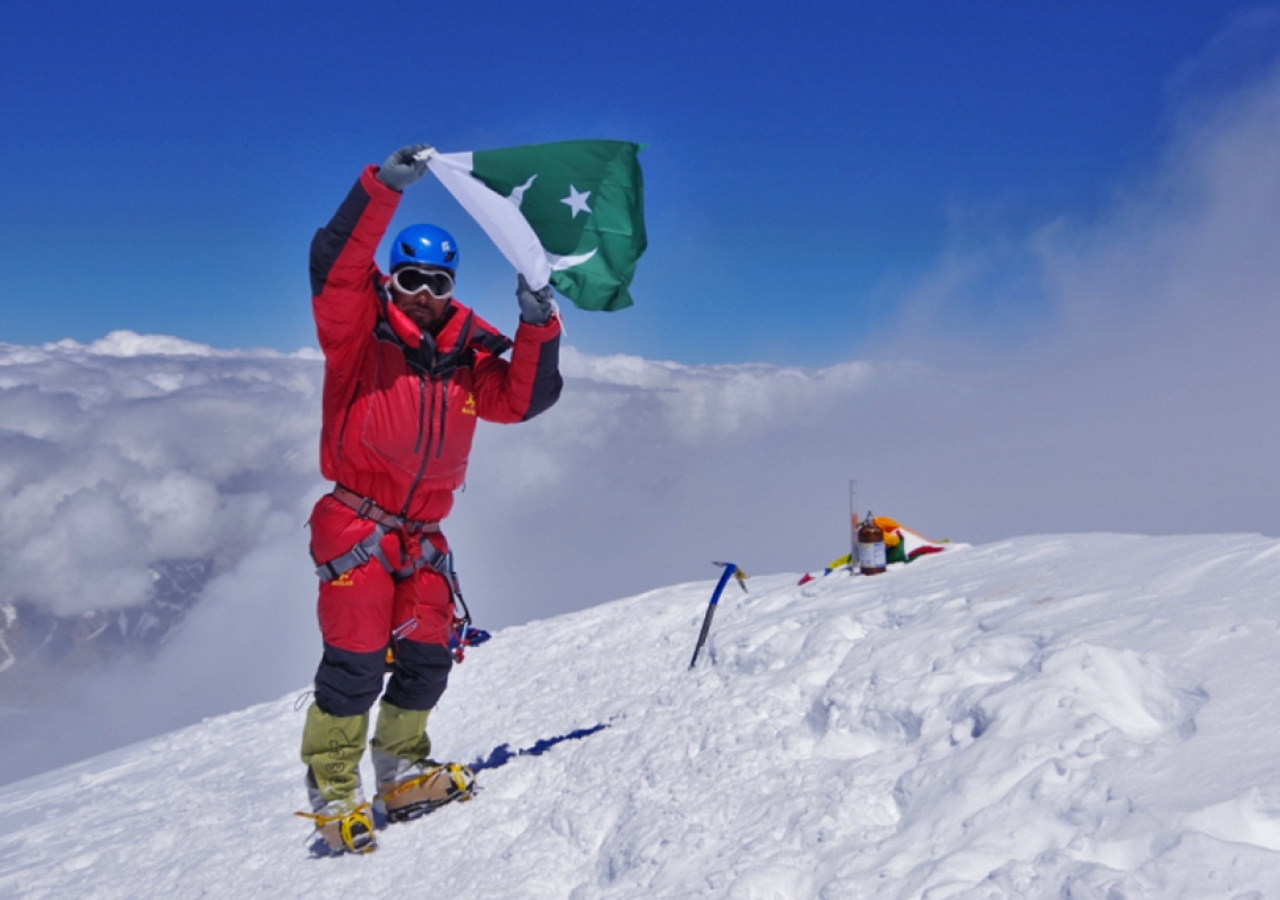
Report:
309,178,372,297
523,333,563,421
472,328,513,357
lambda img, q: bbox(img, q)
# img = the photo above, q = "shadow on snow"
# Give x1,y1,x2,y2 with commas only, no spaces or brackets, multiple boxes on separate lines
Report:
469,723,610,773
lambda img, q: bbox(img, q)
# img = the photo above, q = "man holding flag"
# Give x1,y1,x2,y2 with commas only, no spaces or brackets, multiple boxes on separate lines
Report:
298,144,565,856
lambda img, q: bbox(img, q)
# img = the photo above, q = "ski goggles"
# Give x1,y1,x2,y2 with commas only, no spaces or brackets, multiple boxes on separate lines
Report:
391,266,455,299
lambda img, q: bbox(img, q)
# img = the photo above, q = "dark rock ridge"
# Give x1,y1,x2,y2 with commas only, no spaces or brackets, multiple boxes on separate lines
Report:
0,558,213,679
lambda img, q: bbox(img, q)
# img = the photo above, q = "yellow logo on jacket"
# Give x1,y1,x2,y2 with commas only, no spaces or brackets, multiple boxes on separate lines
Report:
462,393,477,416
330,572,355,587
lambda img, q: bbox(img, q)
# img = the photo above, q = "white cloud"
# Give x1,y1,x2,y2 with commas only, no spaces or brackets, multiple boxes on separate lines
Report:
868,59,1280,541
0,338,323,616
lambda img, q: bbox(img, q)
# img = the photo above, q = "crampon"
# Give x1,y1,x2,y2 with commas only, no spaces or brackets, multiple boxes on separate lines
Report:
377,762,476,824
296,802,379,858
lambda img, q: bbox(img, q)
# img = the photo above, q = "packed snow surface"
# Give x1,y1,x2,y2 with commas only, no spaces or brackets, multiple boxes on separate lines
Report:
2,534,1280,899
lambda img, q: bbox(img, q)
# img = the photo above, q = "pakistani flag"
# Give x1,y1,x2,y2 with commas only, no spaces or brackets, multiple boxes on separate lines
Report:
426,140,646,311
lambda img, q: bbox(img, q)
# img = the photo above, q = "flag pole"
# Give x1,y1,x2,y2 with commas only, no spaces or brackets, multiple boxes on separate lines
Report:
849,479,858,573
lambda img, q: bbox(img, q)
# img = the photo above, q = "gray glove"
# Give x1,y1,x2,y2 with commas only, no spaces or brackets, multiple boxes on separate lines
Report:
376,143,431,192
516,274,555,325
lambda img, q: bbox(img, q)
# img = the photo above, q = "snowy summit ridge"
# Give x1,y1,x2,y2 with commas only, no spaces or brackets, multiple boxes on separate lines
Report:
2,533,1279,898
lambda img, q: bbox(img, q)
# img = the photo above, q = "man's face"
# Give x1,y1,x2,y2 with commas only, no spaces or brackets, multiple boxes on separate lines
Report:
389,266,454,329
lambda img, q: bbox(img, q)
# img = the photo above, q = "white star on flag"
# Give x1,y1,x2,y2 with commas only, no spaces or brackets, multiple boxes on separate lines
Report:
561,185,592,218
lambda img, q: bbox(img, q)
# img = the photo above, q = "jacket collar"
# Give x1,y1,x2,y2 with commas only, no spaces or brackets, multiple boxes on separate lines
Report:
384,301,422,348
380,288,463,351
376,275,509,363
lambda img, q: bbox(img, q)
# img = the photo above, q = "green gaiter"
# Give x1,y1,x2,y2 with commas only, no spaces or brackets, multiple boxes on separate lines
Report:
370,700,433,763
300,703,369,807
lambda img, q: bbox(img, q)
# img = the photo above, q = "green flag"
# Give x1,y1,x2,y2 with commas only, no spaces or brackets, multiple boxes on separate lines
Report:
427,140,647,311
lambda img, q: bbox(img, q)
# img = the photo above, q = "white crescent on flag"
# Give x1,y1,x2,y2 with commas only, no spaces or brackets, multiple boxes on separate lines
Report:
548,249,598,270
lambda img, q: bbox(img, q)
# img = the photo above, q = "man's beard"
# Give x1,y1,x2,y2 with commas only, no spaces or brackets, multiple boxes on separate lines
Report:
395,297,447,329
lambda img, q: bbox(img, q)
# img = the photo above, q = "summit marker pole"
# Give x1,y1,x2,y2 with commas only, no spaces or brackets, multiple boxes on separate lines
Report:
689,561,748,669
849,479,859,573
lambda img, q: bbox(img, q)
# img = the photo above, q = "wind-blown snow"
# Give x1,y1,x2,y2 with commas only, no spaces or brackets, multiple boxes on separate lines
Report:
2,533,1278,898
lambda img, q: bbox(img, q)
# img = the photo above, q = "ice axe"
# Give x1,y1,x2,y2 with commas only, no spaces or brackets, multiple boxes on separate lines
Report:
689,561,749,669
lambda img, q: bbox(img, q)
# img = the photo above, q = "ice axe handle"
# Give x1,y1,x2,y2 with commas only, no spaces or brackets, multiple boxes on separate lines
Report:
689,563,738,669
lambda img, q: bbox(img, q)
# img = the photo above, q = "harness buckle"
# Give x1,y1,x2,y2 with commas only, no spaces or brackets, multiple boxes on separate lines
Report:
355,497,376,519
349,542,372,566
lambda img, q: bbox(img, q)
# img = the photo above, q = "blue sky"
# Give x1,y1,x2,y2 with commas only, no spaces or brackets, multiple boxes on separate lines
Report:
0,0,1274,365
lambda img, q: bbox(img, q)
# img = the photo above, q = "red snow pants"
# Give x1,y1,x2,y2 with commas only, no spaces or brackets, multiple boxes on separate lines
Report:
308,494,455,654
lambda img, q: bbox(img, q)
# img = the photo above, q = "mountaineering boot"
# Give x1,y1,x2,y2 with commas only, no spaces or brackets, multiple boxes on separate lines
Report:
375,758,477,823
370,699,475,823
298,784,379,857
298,703,377,856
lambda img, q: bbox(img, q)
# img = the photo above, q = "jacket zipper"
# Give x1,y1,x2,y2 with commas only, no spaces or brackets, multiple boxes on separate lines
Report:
412,374,427,454
401,376,438,518
399,323,466,514
435,374,451,458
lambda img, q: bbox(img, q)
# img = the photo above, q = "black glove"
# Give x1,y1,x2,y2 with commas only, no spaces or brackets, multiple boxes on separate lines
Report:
376,143,431,192
516,274,555,325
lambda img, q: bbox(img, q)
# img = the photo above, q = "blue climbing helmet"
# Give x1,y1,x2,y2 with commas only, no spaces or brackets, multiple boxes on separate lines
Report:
389,224,459,273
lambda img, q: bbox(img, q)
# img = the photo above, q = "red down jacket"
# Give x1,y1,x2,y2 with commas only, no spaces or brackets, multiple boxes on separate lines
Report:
309,165,563,525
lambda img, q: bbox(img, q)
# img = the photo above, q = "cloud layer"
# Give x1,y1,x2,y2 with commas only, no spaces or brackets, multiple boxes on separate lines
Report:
0,336,323,618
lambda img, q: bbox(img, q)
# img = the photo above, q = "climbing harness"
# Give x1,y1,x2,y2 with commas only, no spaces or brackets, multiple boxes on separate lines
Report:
314,486,444,583
314,486,475,661
314,487,460,589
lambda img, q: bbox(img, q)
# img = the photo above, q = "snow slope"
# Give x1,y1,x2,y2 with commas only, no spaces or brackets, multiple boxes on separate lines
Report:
2,533,1280,899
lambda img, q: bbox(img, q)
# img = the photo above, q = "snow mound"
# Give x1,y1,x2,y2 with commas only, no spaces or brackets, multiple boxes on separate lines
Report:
2,533,1280,899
